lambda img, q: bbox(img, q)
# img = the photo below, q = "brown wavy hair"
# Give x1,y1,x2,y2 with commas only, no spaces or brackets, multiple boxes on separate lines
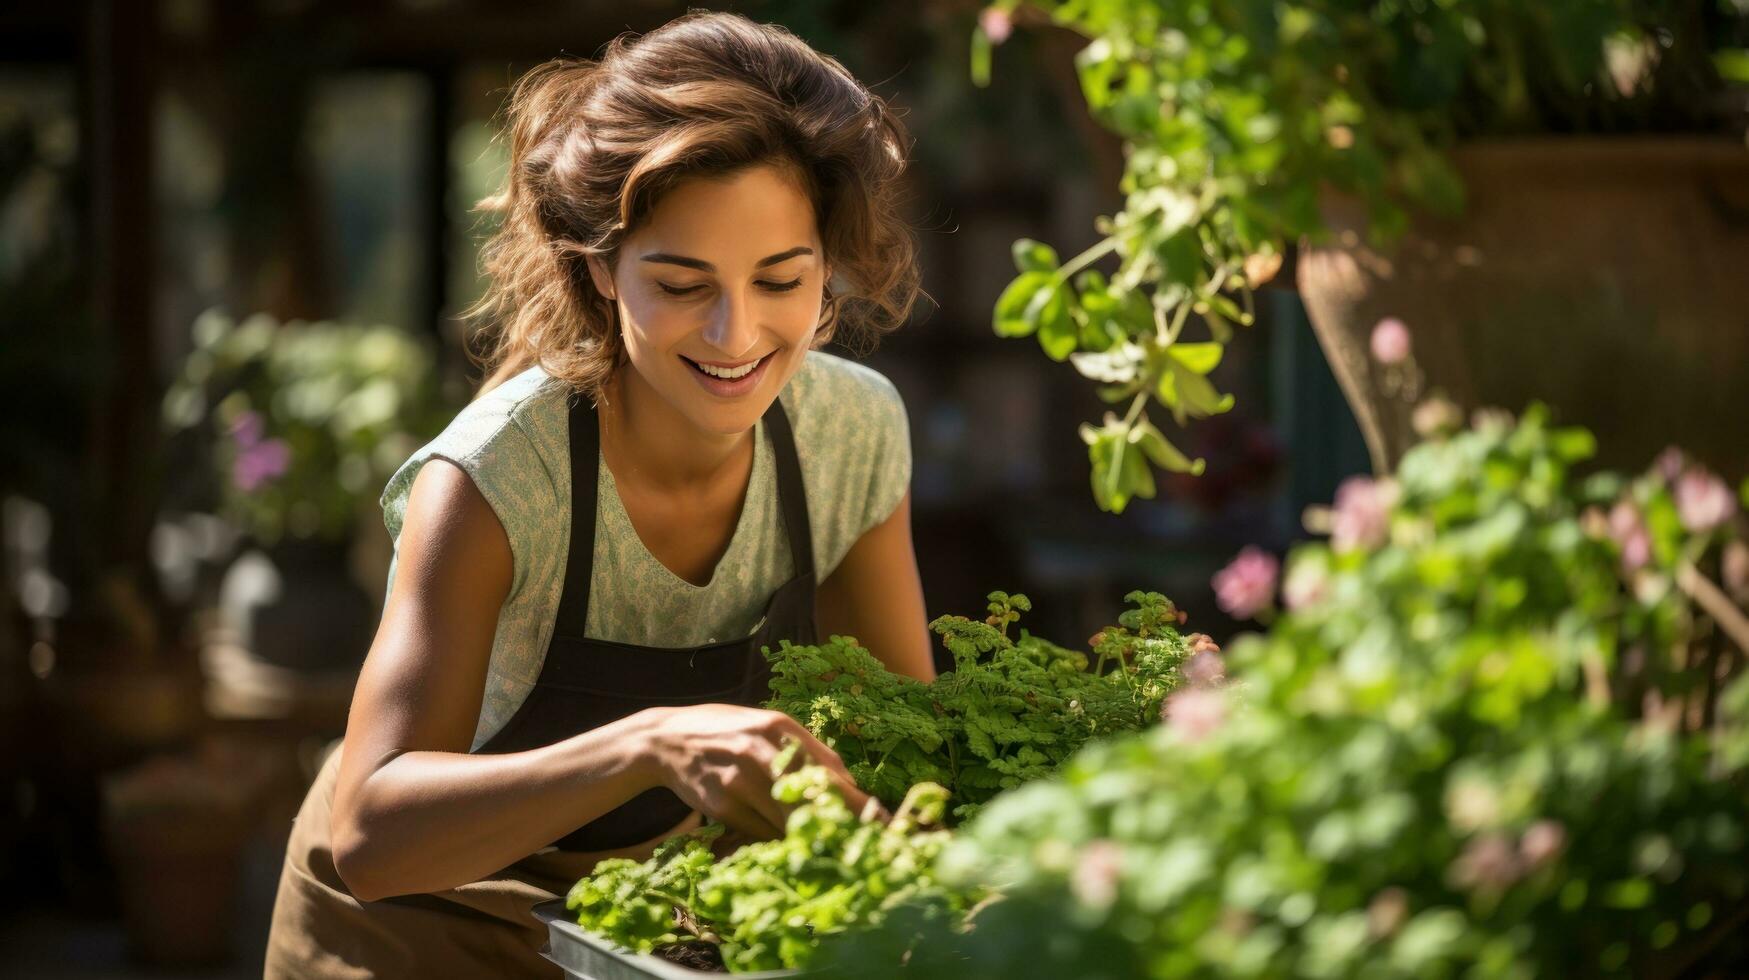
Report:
463,11,923,402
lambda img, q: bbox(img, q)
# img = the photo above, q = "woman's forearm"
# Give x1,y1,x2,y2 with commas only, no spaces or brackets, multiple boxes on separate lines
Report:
330,709,665,901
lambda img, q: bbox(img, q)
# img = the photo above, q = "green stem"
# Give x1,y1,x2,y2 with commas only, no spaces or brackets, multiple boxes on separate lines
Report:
1054,236,1120,285
1121,390,1148,429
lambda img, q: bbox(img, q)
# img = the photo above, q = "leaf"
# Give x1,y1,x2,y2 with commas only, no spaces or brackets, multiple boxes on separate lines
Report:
1166,342,1223,375
1012,238,1061,274
1032,283,1077,361
1071,342,1146,383
1131,417,1206,475
994,271,1055,338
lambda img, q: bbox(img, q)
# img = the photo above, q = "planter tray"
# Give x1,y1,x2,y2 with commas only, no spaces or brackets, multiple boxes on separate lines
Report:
533,899,802,980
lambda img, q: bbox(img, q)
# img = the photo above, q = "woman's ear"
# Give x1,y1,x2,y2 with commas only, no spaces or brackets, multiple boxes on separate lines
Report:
584,254,617,301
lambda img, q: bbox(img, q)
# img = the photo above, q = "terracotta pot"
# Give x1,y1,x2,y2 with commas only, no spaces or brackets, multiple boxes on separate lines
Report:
1297,138,1749,474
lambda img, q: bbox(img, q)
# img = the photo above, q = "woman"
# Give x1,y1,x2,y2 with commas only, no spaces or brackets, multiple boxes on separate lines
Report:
264,12,934,977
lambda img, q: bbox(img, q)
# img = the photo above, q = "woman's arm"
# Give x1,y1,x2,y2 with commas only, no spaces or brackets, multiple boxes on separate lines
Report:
329,459,661,900
331,460,867,901
815,489,936,682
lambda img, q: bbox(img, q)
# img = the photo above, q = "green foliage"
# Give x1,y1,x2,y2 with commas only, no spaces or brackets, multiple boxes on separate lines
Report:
161,309,451,543
976,0,1749,512
569,761,973,974
764,590,1192,819
822,405,1749,977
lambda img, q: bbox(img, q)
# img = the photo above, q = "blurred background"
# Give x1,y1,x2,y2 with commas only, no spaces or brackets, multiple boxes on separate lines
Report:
20,0,1738,974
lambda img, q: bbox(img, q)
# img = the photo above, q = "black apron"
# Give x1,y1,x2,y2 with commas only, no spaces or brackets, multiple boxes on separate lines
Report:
469,387,820,851
264,390,819,979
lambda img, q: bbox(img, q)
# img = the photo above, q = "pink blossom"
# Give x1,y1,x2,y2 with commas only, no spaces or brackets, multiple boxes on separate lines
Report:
1369,317,1411,365
232,438,291,492
1518,820,1567,871
979,6,1013,44
1674,468,1736,534
1212,546,1278,620
1366,887,1409,938
1070,839,1123,908
1331,476,1395,553
1163,687,1227,741
1608,501,1652,574
1654,445,1687,484
1449,833,1522,894
229,410,265,447
1182,649,1226,688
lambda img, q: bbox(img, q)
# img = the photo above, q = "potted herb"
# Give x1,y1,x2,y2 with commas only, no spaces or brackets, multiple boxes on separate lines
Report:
974,1,1749,508
161,309,450,670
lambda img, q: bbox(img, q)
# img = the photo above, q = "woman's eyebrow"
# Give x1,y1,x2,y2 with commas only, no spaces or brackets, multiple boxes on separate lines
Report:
639,246,814,272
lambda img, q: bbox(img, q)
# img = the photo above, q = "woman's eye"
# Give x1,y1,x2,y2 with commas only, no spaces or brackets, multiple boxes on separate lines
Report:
656,279,803,296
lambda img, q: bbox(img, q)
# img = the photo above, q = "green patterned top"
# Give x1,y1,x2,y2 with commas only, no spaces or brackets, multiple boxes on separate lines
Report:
378,351,912,750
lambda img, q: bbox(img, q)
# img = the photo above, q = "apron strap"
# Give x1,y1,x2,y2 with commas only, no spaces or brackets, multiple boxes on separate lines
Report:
763,395,815,583
551,389,600,642
550,385,816,641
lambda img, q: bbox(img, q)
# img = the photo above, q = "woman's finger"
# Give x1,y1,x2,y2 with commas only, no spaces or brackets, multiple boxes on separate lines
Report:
712,797,782,842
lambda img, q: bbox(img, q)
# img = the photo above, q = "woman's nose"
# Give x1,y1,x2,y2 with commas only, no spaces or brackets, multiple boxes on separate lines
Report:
700,288,761,359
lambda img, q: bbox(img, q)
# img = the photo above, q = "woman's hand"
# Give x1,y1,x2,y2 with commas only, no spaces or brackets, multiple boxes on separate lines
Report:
639,704,870,841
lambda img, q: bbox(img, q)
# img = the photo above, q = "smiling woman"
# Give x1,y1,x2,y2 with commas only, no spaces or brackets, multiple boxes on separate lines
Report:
264,11,932,979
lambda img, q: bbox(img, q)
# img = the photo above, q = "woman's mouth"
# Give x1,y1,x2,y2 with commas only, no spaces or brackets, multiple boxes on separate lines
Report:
680,351,775,397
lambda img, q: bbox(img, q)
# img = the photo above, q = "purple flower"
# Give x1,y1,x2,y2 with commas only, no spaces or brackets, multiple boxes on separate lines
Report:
232,438,291,492
979,6,1013,44
1212,546,1278,620
229,410,265,448
1163,687,1227,741
1675,468,1736,534
1608,501,1652,574
1331,476,1395,553
1370,317,1411,365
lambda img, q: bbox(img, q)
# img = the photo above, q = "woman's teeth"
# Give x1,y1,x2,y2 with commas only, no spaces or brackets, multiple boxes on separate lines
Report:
692,357,762,380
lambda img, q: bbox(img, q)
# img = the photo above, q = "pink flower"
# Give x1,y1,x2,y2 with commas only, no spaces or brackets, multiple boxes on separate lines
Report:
1608,500,1652,574
1675,468,1736,534
1518,820,1567,871
232,438,291,492
1070,839,1123,908
1183,649,1226,688
1331,476,1395,553
1212,546,1278,620
1370,317,1411,365
229,410,265,447
979,6,1013,44
1654,445,1687,484
1163,687,1227,741
1448,833,1522,894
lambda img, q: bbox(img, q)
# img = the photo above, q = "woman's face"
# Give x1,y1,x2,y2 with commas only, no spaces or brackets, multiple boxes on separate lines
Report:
587,162,829,437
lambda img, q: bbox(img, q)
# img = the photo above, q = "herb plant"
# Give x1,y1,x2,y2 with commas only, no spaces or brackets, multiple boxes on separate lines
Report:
568,750,972,974
764,590,1193,819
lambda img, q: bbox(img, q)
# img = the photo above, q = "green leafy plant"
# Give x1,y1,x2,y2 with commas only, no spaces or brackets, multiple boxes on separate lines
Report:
569,748,973,974
161,309,450,544
819,403,1749,977
764,590,1195,819
974,0,1749,512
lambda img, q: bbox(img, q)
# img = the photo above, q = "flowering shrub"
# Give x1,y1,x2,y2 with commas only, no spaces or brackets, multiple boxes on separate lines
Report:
820,403,1749,977
974,0,1749,512
161,309,450,544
